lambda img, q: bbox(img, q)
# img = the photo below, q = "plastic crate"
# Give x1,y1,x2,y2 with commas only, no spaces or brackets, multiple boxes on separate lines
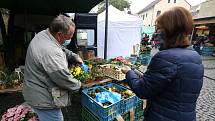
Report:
139,55,151,65
134,110,144,121
201,47,214,56
100,64,125,80
125,57,137,64
135,98,144,112
115,80,130,89
113,111,131,121
134,98,144,121
202,47,214,52
201,51,213,56
140,51,151,55
103,83,137,113
81,106,99,121
82,86,122,121
82,106,134,121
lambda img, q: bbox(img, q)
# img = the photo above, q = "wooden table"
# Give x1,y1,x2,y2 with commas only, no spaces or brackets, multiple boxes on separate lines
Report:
82,78,113,88
0,87,22,94
0,78,113,94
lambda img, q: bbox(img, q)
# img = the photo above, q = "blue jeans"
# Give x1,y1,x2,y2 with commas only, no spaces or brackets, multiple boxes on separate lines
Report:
33,108,64,121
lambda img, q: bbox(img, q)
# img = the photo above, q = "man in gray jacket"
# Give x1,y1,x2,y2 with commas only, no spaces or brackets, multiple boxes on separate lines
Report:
23,15,83,121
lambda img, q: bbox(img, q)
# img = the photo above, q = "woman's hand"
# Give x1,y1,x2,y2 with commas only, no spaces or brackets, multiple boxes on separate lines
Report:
121,66,131,74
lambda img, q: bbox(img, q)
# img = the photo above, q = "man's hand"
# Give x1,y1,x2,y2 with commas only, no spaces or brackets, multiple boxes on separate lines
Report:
121,66,131,74
76,56,84,64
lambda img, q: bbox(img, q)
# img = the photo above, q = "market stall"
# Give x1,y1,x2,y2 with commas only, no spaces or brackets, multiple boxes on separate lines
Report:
0,57,146,121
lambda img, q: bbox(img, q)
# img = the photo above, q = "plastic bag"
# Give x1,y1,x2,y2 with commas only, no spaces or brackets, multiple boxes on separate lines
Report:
80,64,88,73
95,91,121,104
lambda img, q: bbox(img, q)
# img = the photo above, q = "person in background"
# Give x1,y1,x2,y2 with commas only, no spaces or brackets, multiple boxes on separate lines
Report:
193,35,207,54
141,33,150,46
23,14,83,121
122,7,204,121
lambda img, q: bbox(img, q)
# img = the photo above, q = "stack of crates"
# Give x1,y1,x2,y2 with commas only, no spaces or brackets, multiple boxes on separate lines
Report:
81,106,99,121
81,83,144,121
135,98,144,121
113,111,131,121
201,47,215,56
82,100,144,121
82,106,131,121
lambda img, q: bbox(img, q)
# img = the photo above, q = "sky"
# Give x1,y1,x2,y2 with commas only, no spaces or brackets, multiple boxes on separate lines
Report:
130,0,206,13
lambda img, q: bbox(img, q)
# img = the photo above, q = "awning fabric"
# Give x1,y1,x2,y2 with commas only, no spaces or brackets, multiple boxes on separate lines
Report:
0,0,103,14
194,18,215,25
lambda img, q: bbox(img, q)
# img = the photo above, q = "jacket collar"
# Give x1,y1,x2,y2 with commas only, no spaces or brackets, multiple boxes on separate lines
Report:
45,28,64,49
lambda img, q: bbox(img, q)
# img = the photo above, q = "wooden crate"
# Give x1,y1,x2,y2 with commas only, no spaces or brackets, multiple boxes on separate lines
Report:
99,64,125,80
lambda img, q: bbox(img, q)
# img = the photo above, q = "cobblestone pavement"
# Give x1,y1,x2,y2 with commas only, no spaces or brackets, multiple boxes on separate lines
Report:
196,56,215,121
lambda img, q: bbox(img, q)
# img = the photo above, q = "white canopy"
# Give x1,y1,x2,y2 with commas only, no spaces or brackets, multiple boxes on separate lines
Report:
97,5,143,59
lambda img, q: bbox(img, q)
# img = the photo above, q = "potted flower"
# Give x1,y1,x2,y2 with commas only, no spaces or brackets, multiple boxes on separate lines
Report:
69,65,89,83
1,105,38,121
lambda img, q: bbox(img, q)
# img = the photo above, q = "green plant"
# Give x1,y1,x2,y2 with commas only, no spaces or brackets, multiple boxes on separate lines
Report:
0,69,23,89
90,66,103,80
69,65,89,83
0,71,7,89
85,58,107,80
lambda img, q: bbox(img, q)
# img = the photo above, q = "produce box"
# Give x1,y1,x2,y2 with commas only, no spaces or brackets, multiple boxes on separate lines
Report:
201,47,215,56
99,64,125,80
103,83,137,113
81,86,122,121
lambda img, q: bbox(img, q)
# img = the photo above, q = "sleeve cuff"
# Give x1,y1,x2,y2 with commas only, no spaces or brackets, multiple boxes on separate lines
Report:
126,70,139,80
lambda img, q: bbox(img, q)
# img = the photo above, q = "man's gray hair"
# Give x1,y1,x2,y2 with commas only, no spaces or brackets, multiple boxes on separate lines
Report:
49,14,75,34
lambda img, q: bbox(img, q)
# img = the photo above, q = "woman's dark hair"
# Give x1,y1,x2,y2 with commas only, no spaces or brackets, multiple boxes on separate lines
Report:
155,7,193,48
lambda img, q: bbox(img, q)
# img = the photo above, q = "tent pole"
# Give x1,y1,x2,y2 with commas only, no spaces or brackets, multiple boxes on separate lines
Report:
104,0,109,59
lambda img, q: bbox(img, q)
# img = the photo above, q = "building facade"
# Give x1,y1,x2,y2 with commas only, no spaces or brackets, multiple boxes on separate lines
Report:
192,0,215,42
195,0,215,19
138,0,191,26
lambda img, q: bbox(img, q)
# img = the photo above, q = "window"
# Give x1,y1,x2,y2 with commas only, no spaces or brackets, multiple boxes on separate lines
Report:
156,11,161,16
168,0,170,3
174,0,176,3
143,15,145,20
77,29,95,46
